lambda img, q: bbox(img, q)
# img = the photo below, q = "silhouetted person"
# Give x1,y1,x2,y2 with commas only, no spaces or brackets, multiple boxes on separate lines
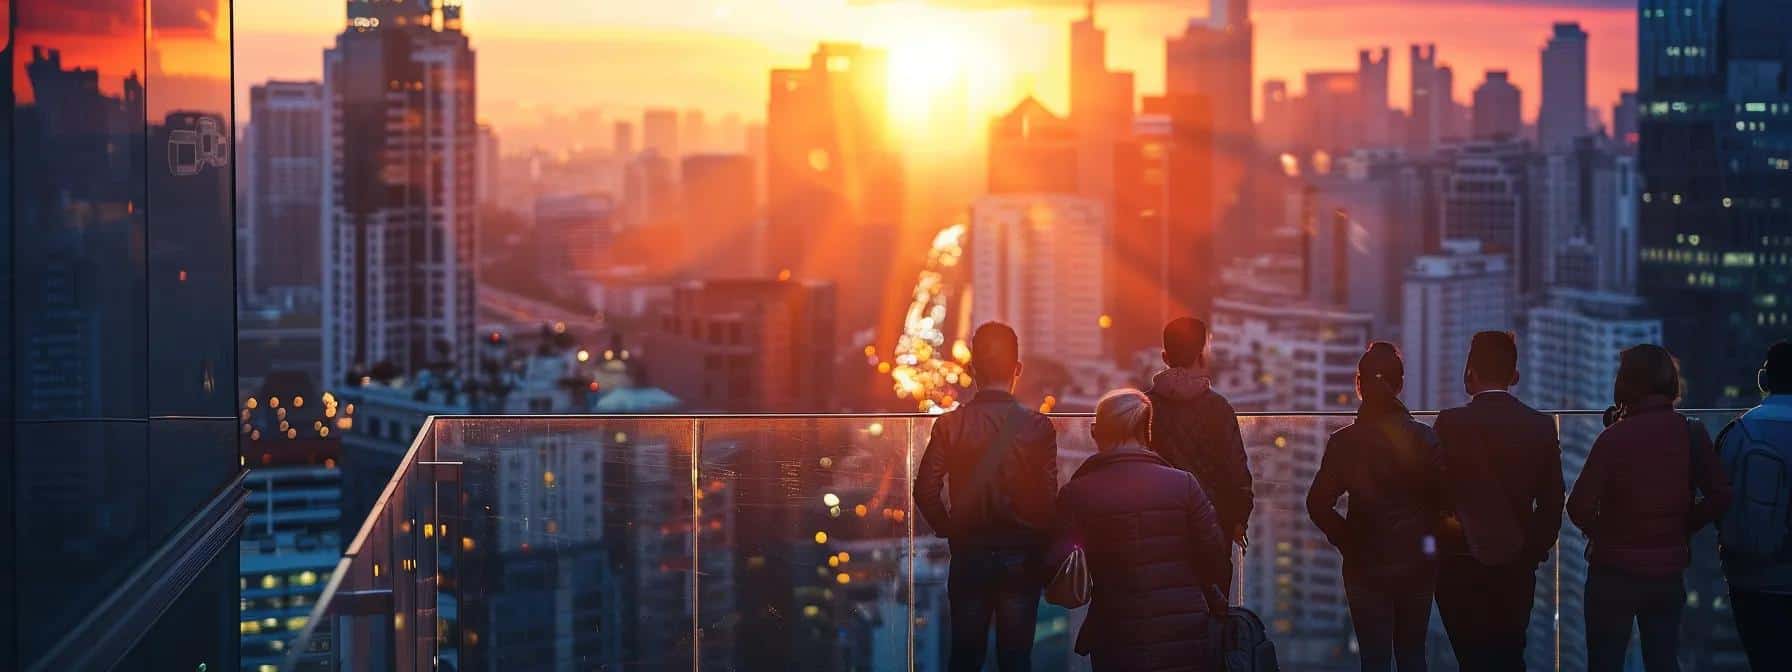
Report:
1308,342,1442,672
1715,340,1792,671
1433,331,1562,672
1147,317,1252,596
915,322,1059,672
1568,344,1732,672
1050,389,1229,671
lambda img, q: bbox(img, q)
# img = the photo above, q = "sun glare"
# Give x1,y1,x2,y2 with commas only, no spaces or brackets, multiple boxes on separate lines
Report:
876,16,1009,140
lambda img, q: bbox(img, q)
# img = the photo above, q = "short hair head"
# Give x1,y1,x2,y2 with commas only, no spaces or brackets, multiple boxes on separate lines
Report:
1092,388,1153,447
1614,344,1682,406
1162,317,1210,368
1466,330,1519,387
1760,341,1792,394
969,322,1020,384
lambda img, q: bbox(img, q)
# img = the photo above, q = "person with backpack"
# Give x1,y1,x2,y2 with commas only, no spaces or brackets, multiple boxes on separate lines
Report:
1048,388,1230,671
1566,344,1733,672
1147,317,1253,596
1307,342,1442,672
914,322,1060,672
1433,331,1562,672
1716,341,1792,671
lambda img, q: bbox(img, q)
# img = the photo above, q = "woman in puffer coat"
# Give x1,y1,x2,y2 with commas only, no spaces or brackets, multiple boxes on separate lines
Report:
1049,388,1230,671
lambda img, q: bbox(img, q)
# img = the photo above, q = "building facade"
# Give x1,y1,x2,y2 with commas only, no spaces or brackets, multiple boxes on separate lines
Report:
1402,240,1516,410
1540,22,1591,152
322,0,479,385
969,195,1107,367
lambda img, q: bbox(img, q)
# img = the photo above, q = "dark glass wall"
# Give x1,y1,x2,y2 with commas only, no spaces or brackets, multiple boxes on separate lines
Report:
3,0,240,669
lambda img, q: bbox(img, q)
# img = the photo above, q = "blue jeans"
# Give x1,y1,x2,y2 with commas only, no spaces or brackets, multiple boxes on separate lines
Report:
947,545,1043,672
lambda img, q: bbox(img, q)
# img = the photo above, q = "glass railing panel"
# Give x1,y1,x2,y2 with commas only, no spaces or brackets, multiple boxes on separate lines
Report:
696,416,922,670
430,416,701,671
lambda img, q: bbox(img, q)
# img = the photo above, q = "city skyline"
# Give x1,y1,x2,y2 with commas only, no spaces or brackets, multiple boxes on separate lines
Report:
234,0,1638,137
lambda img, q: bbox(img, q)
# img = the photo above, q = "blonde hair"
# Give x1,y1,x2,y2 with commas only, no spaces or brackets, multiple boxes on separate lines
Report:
1093,388,1152,446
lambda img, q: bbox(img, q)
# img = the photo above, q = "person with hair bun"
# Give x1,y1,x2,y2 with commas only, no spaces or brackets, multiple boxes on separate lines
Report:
1307,342,1443,672
1049,389,1229,670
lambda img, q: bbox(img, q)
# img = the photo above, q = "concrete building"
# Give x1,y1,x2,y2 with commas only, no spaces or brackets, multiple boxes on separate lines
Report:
1540,22,1590,151
1402,240,1515,410
1472,70,1523,140
246,80,324,301
969,195,1107,367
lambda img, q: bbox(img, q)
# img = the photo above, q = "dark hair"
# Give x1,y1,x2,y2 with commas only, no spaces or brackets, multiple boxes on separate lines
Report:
1467,331,1519,385
1358,341,1406,406
970,322,1020,383
1613,344,1682,407
1763,341,1792,394
1163,317,1210,368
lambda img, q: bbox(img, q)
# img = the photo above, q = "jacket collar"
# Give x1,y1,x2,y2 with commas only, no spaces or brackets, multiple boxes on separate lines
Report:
1624,395,1678,416
1072,442,1171,479
971,388,1017,404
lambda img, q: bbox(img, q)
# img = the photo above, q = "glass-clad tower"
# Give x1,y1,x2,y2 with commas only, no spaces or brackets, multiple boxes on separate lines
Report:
1637,0,1792,405
3,1,244,669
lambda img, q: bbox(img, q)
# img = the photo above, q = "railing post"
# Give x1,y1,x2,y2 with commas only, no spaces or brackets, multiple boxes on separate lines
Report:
690,418,703,672
905,417,918,672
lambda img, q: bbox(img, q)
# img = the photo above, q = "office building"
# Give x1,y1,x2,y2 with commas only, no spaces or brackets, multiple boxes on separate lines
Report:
1069,3,1136,201
649,279,838,412
1528,137,1639,294
1358,47,1393,147
1541,22,1590,151
1473,70,1523,140
1260,80,1296,151
1438,139,1535,296
533,194,616,282
322,0,479,386
681,154,759,277
1110,100,1216,364
1402,240,1515,410
1637,0,1792,407
5,3,243,666
1300,71,1361,153
987,98,1078,194
1295,151,1416,335
766,43,903,340
1409,44,1444,155
239,435,342,672
1166,0,1254,257
613,120,635,156
1611,90,1638,145
477,122,500,207
622,150,677,231
246,81,325,300
969,195,1106,367
682,109,708,155
643,108,680,158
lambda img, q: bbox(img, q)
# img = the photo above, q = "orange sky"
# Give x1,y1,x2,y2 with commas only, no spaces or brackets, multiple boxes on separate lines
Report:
234,1,1635,140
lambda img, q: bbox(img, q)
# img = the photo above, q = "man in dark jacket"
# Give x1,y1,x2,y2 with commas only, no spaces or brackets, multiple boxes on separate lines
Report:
1433,331,1563,672
1146,317,1252,595
915,322,1059,672
1051,389,1229,671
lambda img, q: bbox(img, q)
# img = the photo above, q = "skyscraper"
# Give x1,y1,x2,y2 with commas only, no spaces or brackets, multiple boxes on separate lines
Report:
247,81,325,302
1409,44,1443,155
1069,2,1135,202
1402,240,1515,410
1358,47,1393,147
1166,0,1253,252
1540,22,1590,152
1611,90,1638,145
1110,99,1216,363
1439,138,1534,296
1300,71,1361,153
968,195,1107,367
642,108,680,158
1472,70,1523,140
1260,80,1295,151
649,279,837,412
680,153,758,277
613,120,635,156
476,122,500,208
322,0,479,385
987,97,1078,194
1637,0,1792,407
765,43,903,340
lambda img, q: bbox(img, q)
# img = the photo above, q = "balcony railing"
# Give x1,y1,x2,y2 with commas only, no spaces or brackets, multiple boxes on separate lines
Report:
286,410,1751,671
